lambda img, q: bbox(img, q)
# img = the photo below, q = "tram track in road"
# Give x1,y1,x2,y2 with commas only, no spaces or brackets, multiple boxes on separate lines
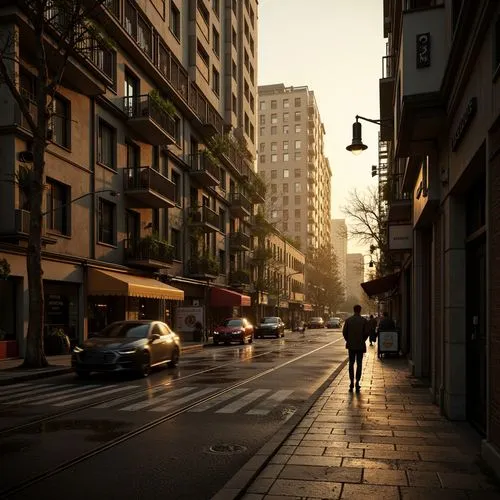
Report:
0,336,344,499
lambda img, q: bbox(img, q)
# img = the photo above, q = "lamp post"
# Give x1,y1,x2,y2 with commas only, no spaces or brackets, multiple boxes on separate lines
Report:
346,115,392,155
41,188,119,216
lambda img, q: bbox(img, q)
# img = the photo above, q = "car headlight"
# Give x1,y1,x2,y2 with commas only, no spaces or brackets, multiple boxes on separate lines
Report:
213,331,219,335
118,349,136,355
73,346,83,353
232,330,243,335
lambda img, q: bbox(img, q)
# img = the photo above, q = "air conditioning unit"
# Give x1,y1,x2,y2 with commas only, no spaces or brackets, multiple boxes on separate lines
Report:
18,151,34,163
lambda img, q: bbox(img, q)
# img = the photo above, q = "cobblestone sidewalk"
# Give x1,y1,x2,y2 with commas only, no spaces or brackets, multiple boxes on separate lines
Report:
240,348,500,499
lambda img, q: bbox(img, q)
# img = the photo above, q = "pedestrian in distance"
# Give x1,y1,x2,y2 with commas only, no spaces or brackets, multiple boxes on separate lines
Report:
377,311,396,333
342,304,369,393
367,314,378,346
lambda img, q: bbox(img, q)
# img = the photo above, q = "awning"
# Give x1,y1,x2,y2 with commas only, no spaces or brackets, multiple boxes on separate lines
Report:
361,272,400,298
88,269,184,301
210,287,251,307
302,303,313,312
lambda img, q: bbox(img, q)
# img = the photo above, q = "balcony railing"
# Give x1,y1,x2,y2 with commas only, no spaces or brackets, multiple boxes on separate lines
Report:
229,231,251,251
229,192,251,217
188,205,220,231
122,95,176,144
123,167,176,208
187,152,220,186
187,256,220,276
124,237,174,267
229,270,251,285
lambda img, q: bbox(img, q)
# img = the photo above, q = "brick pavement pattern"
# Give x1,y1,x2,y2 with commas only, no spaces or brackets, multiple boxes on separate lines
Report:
241,348,500,499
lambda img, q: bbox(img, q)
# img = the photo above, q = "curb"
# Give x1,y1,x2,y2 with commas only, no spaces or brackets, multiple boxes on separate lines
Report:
0,367,74,386
211,356,349,500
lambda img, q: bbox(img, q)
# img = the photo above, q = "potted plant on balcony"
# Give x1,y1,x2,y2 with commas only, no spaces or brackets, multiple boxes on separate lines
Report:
137,234,160,259
149,89,176,117
44,327,71,355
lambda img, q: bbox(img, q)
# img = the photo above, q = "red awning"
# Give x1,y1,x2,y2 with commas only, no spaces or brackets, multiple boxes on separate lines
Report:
303,303,313,311
361,273,400,298
210,287,251,307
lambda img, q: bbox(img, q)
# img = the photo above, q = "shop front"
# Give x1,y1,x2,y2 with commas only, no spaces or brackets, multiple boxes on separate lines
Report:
209,286,251,330
87,268,184,336
0,276,20,358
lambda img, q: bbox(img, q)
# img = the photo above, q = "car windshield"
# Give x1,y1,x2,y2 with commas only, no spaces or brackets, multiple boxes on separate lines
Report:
261,317,279,324
220,319,243,327
97,322,150,339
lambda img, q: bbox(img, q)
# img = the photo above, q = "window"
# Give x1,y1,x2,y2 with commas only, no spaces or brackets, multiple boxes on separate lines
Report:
259,101,266,110
294,168,301,177
271,196,277,204
271,113,277,124
283,153,289,162
259,154,265,163
283,222,288,231
283,112,289,123
46,178,70,235
232,94,237,113
295,195,301,204
283,183,289,193
283,125,289,134
259,115,265,125
212,66,220,94
294,97,301,107
295,222,301,231
295,124,301,133
198,1,209,24
171,228,181,260
271,142,277,151
283,209,289,220
98,198,116,245
232,60,237,81
295,151,302,161
219,249,226,274
271,100,277,109
283,169,289,178
197,41,209,68
260,127,265,136
271,169,277,179
271,154,277,163
295,140,301,149
170,2,180,39
271,184,277,193
294,209,301,218
259,142,265,152
212,27,220,56
97,119,116,169
283,99,289,108
283,141,289,150
271,210,278,219
212,0,220,16
171,169,181,204
271,126,277,135
219,208,226,233
283,196,289,205
52,95,70,148
294,182,301,193
295,111,301,121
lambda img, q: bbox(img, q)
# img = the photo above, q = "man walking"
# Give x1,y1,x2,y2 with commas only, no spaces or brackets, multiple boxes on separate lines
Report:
367,314,378,346
377,311,396,332
342,304,368,392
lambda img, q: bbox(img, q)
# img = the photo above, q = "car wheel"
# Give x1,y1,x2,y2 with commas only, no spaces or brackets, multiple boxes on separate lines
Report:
138,351,151,377
169,347,180,368
76,370,91,379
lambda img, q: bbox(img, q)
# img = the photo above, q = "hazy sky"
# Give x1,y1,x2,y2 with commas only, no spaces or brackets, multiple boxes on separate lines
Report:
258,0,386,254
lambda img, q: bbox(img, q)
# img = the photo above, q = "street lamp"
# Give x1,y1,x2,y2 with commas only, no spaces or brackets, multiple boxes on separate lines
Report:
41,189,119,216
346,115,391,155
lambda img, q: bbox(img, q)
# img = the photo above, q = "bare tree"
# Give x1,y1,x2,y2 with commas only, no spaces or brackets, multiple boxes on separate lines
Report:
0,0,110,367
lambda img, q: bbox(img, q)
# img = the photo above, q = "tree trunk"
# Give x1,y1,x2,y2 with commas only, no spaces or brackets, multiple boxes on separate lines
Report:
22,136,48,368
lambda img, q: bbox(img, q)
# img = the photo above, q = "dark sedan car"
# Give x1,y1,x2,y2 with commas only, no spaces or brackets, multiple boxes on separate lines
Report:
72,320,181,378
255,316,285,338
213,318,254,345
308,317,325,329
326,317,342,329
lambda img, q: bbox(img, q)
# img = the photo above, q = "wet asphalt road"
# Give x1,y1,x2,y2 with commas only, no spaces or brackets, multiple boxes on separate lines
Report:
0,328,346,500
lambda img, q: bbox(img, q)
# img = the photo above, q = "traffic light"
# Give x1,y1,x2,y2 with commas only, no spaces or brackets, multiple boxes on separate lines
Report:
371,165,378,177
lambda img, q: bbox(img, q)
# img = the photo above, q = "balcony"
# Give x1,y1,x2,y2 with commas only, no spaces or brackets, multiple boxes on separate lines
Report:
307,173,316,185
123,167,176,208
379,54,396,142
307,161,316,171
0,209,56,245
187,255,219,279
229,192,252,218
124,237,174,269
121,95,176,145
229,231,251,252
188,205,220,232
187,152,220,187
395,6,447,157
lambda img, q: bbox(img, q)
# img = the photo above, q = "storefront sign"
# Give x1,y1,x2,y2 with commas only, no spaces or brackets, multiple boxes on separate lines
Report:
416,32,431,68
451,97,477,152
388,224,413,251
378,331,398,352
175,306,204,332
45,294,68,324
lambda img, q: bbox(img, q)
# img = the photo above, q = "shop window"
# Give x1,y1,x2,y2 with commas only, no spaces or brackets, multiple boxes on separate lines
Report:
97,119,116,170
51,95,71,148
0,278,17,342
46,178,71,235
171,228,181,260
98,198,116,245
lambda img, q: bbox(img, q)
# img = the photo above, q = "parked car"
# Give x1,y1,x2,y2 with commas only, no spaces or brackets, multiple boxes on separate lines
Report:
213,318,254,345
308,317,325,329
326,317,342,329
255,316,285,338
72,320,181,378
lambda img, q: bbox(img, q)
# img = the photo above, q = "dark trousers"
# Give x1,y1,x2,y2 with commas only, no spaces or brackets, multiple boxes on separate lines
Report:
348,350,364,384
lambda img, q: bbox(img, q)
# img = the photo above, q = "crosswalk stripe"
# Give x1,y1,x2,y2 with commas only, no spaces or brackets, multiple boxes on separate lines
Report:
7,385,76,404
0,384,64,403
150,387,219,412
188,388,249,412
27,385,104,405
94,385,169,409
120,387,197,412
216,389,271,414
246,390,294,415
0,383,32,395
54,386,137,406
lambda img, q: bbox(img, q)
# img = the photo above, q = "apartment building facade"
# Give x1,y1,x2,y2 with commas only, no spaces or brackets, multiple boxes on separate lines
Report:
256,84,332,253
346,253,364,302
331,219,347,301
0,0,287,358
374,0,500,477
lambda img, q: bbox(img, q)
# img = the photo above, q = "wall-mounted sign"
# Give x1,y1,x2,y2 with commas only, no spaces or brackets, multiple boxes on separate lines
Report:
451,97,477,152
388,224,413,251
175,306,204,332
416,32,431,68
